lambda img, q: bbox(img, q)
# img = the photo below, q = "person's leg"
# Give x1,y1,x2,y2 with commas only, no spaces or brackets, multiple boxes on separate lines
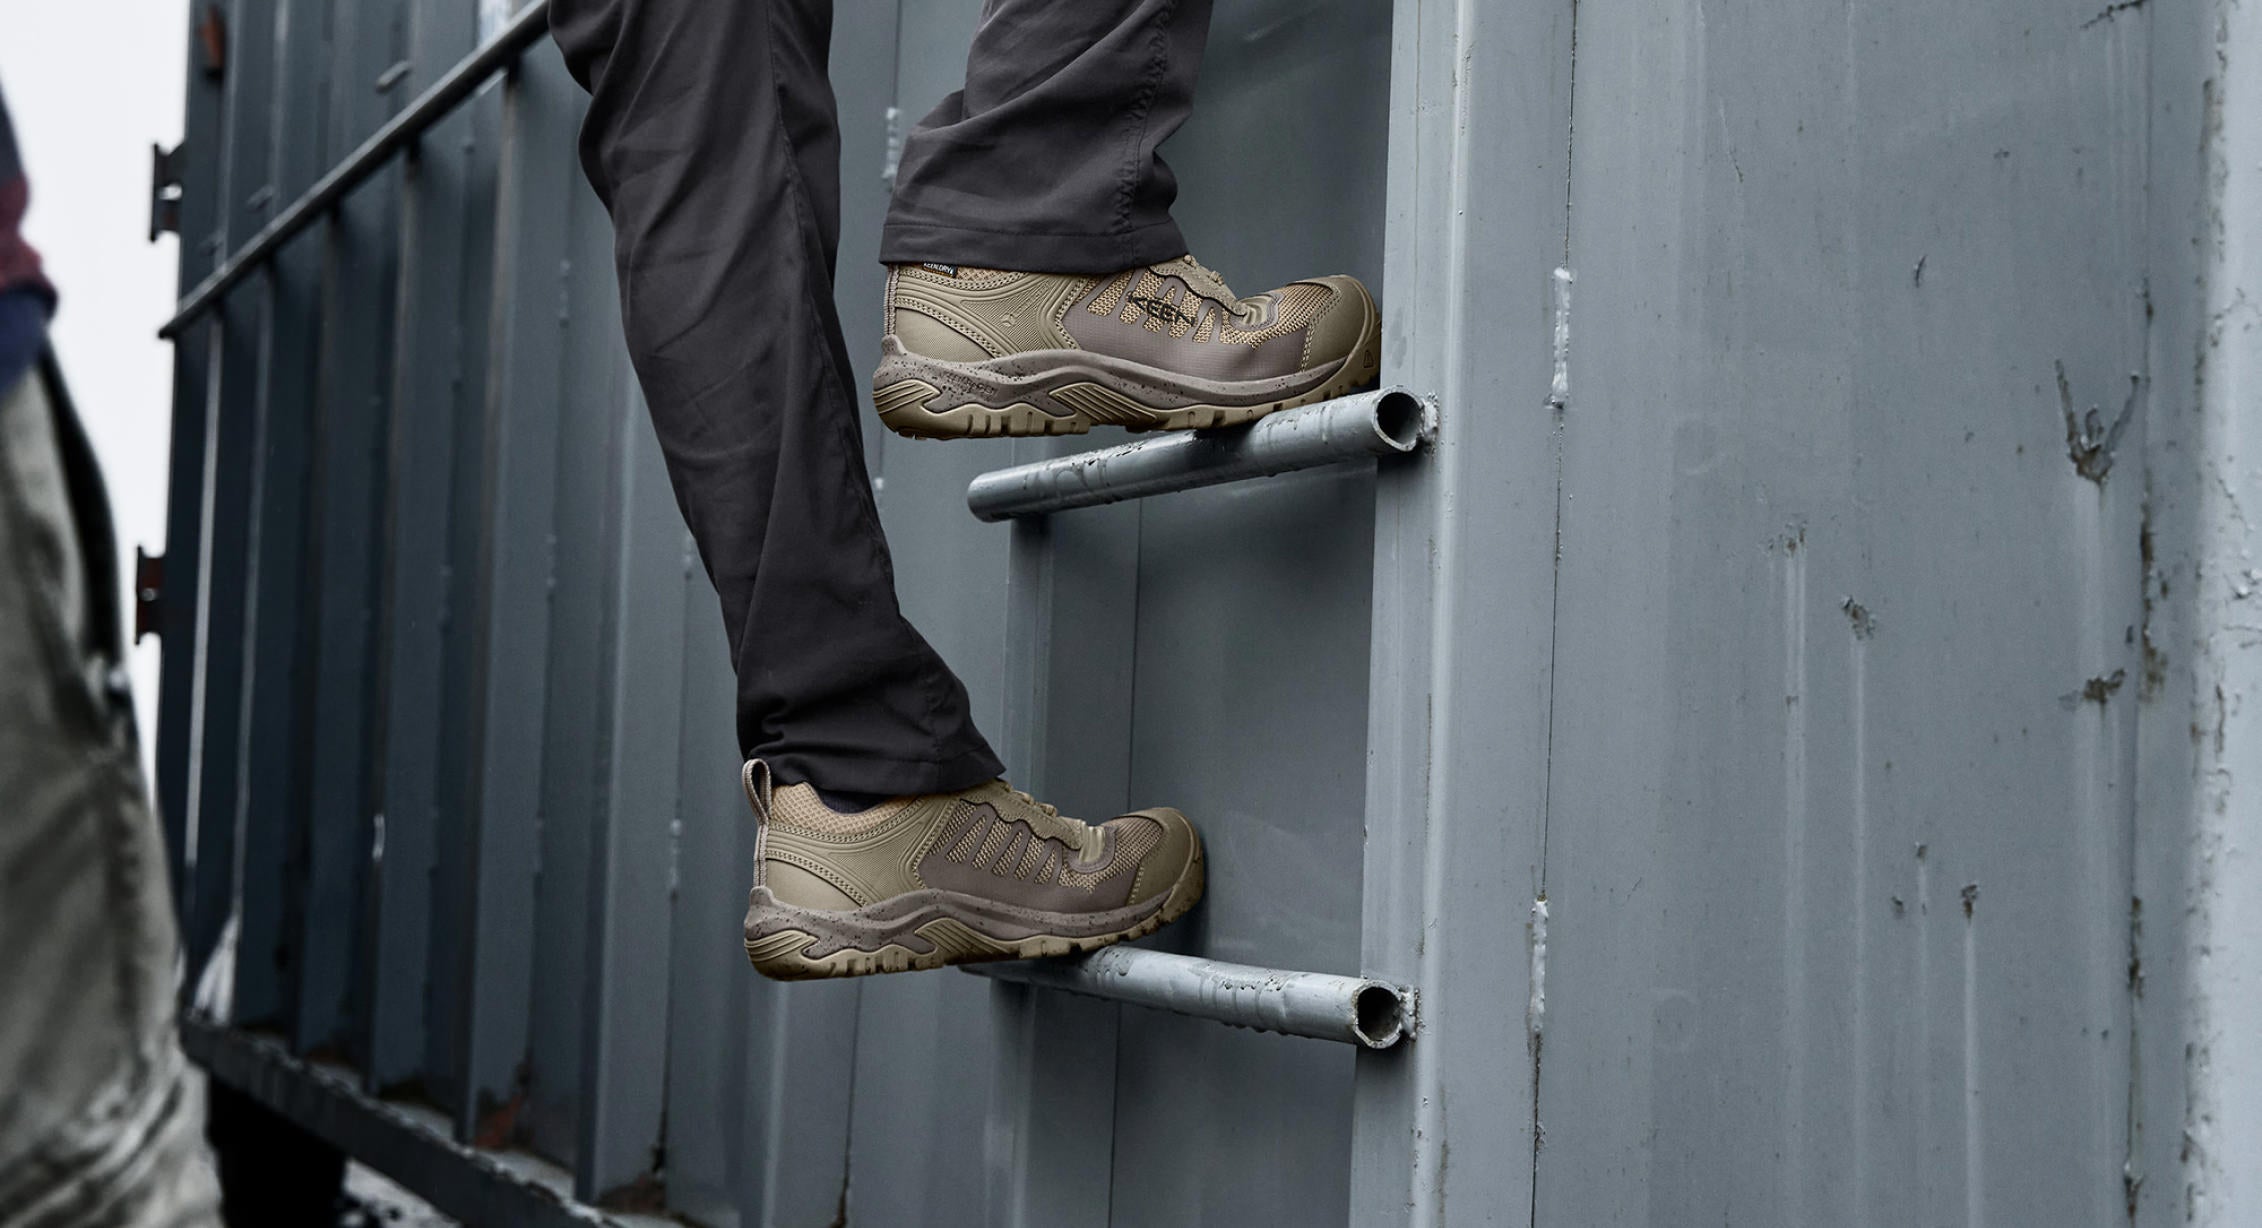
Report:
866,0,1381,441
549,0,1003,796
551,0,1208,983
882,0,1215,275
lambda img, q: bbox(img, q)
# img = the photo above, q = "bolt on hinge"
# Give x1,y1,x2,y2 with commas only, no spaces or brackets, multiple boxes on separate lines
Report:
149,143,185,242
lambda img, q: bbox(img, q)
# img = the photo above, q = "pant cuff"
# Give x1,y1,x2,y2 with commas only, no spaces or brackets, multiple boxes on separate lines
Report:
878,217,1190,277
760,741,1007,798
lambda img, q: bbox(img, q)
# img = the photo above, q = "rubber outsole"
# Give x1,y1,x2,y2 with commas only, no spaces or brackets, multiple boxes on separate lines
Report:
742,840,1207,981
871,283,1383,440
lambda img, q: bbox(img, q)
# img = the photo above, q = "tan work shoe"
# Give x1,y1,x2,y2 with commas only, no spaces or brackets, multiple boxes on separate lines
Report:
872,255,1381,439
739,763,1206,980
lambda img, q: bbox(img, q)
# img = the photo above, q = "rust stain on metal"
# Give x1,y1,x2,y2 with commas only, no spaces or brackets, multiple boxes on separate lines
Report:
596,1172,668,1214
197,4,227,78
472,1088,526,1150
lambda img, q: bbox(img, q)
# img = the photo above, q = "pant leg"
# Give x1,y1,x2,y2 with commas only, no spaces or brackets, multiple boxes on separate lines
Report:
880,0,1215,275
549,0,1005,795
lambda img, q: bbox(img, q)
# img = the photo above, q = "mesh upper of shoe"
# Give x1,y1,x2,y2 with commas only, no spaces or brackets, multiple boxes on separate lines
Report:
1221,282,1336,347
929,804,1163,892
1060,818,1162,890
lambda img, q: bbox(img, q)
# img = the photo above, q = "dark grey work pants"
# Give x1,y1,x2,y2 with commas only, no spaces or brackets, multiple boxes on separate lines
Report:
548,0,1212,794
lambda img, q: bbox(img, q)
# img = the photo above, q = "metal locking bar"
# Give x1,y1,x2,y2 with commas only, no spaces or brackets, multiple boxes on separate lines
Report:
159,0,554,338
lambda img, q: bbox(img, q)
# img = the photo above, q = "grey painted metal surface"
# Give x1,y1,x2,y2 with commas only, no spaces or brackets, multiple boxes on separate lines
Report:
298,0,410,1064
153,0,230,931
229,0,332,1036
1532,0,2171,1222
149,0,2262,1224
966,387,1430,521
459,30,574,1151
367,0,482,1094
2178,3,2262,1223
179,0,281,994
1350,2,1566,1222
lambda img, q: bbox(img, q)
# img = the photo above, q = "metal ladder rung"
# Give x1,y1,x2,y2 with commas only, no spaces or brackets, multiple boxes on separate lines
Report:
965,387,1433,521
967,945,1416,1049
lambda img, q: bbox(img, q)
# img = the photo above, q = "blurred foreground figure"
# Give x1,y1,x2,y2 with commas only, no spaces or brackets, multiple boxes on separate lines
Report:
0,86,222,1228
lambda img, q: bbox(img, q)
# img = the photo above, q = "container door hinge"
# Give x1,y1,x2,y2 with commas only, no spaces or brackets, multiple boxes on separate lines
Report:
149,143,185,242
134,546,164,642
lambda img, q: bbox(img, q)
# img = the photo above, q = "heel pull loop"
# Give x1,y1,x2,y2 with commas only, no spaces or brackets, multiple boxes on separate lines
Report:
743,759,774,886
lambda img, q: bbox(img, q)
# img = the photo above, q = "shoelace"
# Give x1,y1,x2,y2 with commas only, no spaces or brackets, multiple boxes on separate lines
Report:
1161,255,1262,325
1005,785,1098,852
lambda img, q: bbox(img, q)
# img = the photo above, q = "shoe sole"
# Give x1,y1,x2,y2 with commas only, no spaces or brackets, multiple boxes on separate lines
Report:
742,839,1206,981
871,283,1382,440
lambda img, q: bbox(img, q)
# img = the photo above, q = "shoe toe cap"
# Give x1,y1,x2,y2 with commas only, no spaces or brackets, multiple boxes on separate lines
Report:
1299,275,1379,367
1122,807,1201,907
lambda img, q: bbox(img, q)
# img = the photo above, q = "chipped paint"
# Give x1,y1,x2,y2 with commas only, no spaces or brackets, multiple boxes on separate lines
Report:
2058,361,2142,484
1526,895,1549,1056
2074,669,2130,706
2082,0,2148,29
1841,596,1879,639
1548,268,1575,411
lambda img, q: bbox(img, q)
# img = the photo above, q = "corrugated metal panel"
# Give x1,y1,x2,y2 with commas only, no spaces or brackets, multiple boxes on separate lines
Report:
1538,0,2148,1220
146,0,2262,1224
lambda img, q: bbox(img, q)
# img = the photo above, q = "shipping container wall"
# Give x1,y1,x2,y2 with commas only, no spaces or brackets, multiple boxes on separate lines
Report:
147,0,2262,1224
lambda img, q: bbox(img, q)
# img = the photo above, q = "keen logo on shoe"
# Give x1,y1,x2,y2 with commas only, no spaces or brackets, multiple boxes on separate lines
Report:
1127,292,1201,329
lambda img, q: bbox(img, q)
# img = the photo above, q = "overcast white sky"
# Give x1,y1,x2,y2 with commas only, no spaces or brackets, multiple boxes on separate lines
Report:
2,1,191,764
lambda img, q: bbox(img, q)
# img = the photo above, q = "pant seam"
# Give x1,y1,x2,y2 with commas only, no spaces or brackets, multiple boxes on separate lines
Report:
1113,0,1179,257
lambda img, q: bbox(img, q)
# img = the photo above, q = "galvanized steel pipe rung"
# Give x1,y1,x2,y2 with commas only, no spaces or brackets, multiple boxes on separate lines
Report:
965,386,1433,521
967,945,1416,1049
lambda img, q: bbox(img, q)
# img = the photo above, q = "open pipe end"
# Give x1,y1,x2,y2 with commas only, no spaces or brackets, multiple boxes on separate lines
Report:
1351,982,1413,1049
1370,389,1430,453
